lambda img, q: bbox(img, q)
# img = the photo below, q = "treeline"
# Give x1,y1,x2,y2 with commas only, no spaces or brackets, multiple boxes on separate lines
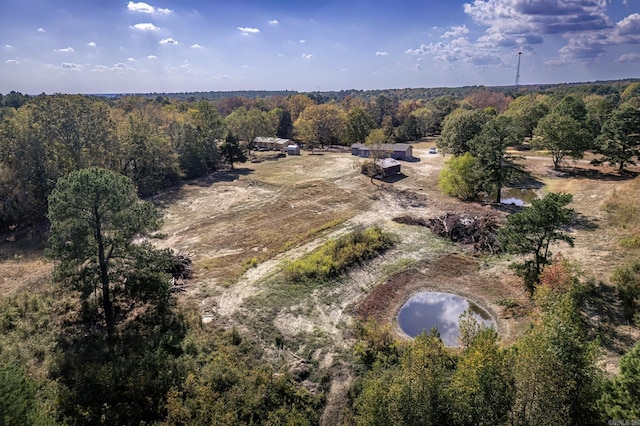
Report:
123,78,640,103
2,80,639,232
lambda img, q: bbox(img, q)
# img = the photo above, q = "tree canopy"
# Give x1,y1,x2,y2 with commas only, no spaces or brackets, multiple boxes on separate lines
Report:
438,108,491,156
470,115,526,203
592,104,640,173
47,167,165,335
294,103,346,152
498,192,575,294
533,112,591,170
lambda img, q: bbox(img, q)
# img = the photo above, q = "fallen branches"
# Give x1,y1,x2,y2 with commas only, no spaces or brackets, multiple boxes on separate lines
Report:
393,213,501,253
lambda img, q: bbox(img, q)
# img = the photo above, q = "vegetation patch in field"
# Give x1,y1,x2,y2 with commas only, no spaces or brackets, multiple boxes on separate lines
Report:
601,177,640,229
283,227,396,283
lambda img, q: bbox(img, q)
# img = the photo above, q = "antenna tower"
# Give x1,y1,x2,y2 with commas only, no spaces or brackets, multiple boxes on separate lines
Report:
515,52,522,89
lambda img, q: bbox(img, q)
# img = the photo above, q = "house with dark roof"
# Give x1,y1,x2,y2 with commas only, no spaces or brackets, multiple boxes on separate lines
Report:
253,137,291,151
351,143,413,161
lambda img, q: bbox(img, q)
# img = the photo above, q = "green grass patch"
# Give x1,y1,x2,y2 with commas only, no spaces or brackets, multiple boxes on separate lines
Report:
619,235,640,249
283,227,396,283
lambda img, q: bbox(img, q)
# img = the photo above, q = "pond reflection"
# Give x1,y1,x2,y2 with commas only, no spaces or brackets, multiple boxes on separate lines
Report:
397,292,494,346
500,187,538,206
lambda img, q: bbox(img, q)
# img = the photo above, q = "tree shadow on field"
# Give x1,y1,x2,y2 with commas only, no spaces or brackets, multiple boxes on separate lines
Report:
488,203,524,214
556,166,639,182
0,225,47,261
587,282,639,356
193,167,253,185
572,212,599,231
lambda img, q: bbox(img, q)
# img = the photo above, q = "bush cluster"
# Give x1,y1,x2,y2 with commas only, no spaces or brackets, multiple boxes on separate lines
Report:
284,227,395,282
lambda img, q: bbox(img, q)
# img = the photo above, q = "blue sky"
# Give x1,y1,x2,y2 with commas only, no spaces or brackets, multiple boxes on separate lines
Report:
1,1,639,94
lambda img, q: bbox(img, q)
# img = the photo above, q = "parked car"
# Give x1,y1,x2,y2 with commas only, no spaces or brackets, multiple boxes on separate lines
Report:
428,147,437,154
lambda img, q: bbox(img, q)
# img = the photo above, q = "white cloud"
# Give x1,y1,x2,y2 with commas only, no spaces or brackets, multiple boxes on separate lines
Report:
375,51,388,56
302,53,313,59
37,27,45,33
5,59,19,64
191,43,204,48
406,0,638,67
87,41,97,47
5,44,13,49
241,64,253,69
609,13,640,43
159,38,178,44
127,1,172,15
128,1,154,13
299,39,306,43
547,13,640,64
91,65,109,72
127,57,136,62
113,62,134,72
269,19,279,25
61,62,83,71
147,55,157,59
238,27,260,35
55,47,75,53
442,25,469,39
616,52,640,63
131,23,159,31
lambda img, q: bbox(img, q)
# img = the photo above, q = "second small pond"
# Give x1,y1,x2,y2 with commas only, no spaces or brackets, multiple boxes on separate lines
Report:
397,292,494,346
500,187,539,206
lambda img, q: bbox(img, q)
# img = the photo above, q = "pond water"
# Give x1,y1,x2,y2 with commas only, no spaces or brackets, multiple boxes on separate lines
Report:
500,187,538,206
397,292,494,346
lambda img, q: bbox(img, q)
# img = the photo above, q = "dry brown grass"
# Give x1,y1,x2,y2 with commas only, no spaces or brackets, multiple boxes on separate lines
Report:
0,229,52,295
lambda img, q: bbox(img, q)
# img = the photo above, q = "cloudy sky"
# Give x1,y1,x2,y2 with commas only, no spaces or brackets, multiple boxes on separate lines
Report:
1,0,639,94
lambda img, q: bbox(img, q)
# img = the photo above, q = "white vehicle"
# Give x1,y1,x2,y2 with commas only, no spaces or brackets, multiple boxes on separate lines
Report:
428,147,437,154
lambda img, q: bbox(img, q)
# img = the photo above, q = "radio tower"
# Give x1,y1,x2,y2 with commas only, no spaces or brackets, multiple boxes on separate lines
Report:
515,51,522,90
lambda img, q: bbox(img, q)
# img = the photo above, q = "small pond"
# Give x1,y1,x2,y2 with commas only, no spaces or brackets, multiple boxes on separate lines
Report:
397,292,494,346
500,187,538,206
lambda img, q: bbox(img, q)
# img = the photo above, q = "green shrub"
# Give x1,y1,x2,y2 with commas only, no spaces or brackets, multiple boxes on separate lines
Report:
613,260,640,320
438,152,482,200
284,227,395,282
0,362,37,425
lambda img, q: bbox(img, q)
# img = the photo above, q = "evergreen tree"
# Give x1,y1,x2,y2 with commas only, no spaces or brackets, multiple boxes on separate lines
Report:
498,192,575,295
470,115,526,203
592,104,640,173
47,167,165,335
220,132,248,169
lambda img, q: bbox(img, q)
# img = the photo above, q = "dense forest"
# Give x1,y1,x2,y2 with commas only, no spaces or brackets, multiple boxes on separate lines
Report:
1,79,640,425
